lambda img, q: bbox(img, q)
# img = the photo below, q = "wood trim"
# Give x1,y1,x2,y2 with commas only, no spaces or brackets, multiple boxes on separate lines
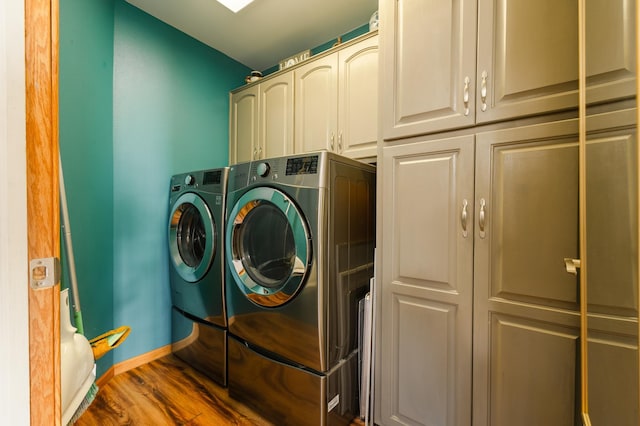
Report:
25,0,60,423
94,346,173,389
114,345,173,376
95,367,115,389
577,0,591,424
636,0,640,417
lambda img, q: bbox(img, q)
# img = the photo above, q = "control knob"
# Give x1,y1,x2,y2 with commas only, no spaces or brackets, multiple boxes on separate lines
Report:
256,162,270,177
184,174,195,186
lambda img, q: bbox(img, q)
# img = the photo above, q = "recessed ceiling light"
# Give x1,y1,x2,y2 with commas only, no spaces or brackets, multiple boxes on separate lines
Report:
216,0,254,13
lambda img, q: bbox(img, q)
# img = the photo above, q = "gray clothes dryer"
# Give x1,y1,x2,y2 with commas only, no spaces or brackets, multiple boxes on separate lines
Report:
225,152,375,425
168,167,228,386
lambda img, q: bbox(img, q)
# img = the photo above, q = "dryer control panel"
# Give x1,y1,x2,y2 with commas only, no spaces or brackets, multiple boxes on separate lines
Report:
285,155,318,175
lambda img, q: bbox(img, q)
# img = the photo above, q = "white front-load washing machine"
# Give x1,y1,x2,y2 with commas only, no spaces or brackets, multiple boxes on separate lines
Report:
225,152,375,425
168,167,228,386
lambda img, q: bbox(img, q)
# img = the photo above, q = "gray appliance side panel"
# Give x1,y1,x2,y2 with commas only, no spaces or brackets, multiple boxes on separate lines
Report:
326,159,376,367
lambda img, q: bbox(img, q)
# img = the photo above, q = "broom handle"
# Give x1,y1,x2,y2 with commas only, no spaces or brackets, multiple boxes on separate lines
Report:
59,154,85,335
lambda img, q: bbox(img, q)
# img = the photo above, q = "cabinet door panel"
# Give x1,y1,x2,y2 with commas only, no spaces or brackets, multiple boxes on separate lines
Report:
260,73,294,159
473,120,581,425
490,315,579,426
381,0,477,140
585,112,639,425
339,35,378,160
380,135,474,426
294,55,338,153
229,86,258,164
586,129,638,316
477,0,636,124
474,113,639,424
389,293,458,425
477,0,577,123
588,333,639,426
488,141,580,307
586,0,636,104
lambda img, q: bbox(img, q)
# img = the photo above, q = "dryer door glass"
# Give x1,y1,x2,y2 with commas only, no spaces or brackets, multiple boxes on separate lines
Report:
169,192,215,283
240,203,296,287
227,187,311,307
177,203,206,268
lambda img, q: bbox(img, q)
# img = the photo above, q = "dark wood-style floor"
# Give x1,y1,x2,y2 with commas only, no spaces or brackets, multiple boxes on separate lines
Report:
74,354,365,425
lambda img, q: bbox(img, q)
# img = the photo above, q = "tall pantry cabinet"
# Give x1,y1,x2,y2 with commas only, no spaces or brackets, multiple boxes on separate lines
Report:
375,0,638,425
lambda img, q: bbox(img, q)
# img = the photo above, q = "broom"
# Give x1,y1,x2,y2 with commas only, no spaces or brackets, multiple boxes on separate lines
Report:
60,154,132,422
59,154,98,423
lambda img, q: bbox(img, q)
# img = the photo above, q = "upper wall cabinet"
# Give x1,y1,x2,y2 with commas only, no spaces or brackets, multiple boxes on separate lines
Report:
229,72,294,165
229,85,259,164
295,34,379,160
381,0,636,141
259,72,294,159
230,32,378,165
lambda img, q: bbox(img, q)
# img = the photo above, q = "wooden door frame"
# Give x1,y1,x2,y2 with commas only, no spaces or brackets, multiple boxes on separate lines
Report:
25,0,61,423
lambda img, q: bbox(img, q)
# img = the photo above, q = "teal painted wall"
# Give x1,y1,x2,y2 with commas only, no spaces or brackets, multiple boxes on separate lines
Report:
59,0,116,374
60,0,250,374
111,1,250,363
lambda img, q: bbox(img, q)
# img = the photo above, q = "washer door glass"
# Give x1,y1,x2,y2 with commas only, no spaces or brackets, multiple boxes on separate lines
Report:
226,187,311,307
168,192,215,283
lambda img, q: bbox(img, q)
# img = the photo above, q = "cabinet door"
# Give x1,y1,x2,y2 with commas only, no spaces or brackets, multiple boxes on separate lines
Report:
260,72,294,159
380,0,477,140
585,0,636,104
338,35,378,161
229,85,259,164
584,110,638,425
476,0,636,124
379,135,474,426
294,54,338,153
473,120,583,425
473,112,640,425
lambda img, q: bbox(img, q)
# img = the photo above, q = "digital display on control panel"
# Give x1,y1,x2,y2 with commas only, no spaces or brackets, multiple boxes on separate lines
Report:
203,170,221,185
285,155,319,175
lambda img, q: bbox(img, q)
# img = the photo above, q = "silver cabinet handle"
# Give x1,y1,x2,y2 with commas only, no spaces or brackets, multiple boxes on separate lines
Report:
461,199,469,238
463,77,470,116
478,198,486,238
253,148,258,160
258,146,262,159
480,71,488,112
338,132,343,153
330,132,335,151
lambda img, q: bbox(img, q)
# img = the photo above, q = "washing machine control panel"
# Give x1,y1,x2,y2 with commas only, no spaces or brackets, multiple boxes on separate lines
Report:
256,162,270,177
184,174,195,186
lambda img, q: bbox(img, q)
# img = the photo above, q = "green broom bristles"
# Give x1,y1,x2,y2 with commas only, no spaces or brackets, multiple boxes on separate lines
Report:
68,382,98,425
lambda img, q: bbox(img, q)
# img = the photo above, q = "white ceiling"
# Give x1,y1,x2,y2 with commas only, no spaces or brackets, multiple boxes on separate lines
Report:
125,0,379,72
